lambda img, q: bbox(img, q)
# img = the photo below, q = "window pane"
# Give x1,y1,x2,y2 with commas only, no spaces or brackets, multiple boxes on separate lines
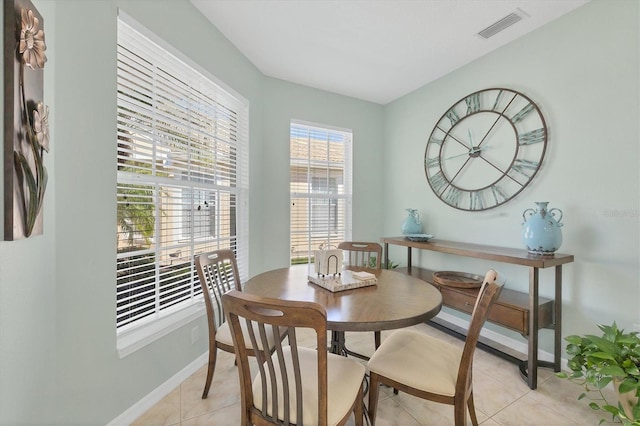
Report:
290,122,352,264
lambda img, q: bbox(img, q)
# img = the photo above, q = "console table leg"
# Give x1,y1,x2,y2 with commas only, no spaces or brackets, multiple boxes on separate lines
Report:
384,243,389,270
407,247,412,272
554,265,563,372
528,267,540,389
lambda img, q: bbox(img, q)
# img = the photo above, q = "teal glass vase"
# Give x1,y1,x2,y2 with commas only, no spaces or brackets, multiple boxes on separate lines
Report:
401,208,422,235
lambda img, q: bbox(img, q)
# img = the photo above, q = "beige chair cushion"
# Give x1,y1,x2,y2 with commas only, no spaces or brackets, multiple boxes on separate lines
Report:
253,346,365,425
215,320,283,351
367,329,462,397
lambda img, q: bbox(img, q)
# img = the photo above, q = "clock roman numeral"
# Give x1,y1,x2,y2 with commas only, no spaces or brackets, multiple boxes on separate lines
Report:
425,157,439,169
491,185,509,204
511,103,534,123
429,135,443,145
443,186,461,207
518,128,545,145
466,93,480,115
430,171,448,194
492,90,504,111
469,191,484,210
511,159,540,178
446,110,460,126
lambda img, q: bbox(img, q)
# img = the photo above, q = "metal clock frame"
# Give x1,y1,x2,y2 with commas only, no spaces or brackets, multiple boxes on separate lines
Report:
424,88,548,212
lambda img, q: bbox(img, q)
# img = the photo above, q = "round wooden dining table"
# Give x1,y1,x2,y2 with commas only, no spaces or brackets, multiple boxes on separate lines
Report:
243,265,443,356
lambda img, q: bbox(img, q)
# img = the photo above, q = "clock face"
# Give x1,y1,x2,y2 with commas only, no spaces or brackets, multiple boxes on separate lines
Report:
424,88,547,211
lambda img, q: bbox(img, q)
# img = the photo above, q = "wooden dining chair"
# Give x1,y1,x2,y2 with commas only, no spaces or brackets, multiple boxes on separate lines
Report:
196,249,286,399
337,241,384,356
337,241,382,271
367,269,505,426
223,290,365,426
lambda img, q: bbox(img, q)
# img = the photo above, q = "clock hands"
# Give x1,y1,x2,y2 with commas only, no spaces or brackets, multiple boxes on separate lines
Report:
444,96,518,186
437,125,472,150
440,128,488,194
443,145,488,161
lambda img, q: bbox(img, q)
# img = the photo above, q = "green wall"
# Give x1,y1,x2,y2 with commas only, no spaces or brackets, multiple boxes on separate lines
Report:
382,0,639,349
0,0,637,424
261,77,385,271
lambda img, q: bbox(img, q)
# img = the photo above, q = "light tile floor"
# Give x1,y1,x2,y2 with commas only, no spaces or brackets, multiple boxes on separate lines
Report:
132,323,618,425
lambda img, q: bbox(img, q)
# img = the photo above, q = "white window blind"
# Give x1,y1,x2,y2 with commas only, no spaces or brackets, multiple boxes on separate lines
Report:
116,16,249,331
290,121,352,264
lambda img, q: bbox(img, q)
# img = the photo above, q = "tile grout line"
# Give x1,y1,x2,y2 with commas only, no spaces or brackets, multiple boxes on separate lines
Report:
487,386,533,425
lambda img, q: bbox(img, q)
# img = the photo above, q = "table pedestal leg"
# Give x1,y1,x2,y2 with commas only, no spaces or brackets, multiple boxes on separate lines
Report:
330,331,344,355
330,330,372,361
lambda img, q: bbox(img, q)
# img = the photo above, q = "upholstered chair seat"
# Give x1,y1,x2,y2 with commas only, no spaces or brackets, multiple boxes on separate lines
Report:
367,269,505,426
368,329,461,396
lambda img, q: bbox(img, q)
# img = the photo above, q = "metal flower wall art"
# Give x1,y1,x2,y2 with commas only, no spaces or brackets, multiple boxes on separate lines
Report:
4,0,49,240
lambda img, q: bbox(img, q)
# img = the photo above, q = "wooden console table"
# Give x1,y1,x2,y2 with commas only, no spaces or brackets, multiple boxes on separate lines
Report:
381,236,574,390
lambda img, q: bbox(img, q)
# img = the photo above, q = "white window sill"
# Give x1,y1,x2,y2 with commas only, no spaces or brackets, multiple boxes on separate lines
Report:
117,302,205,358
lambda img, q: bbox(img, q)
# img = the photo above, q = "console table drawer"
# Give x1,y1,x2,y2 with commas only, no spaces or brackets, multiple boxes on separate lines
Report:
396,266,553,335
438,285,553,335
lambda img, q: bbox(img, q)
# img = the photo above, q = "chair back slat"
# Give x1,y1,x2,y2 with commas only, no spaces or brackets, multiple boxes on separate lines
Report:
288,331,304,425
259,322,282,423
244,318,270,418
223,290,329,425
337,241,383,269
195,249,241,327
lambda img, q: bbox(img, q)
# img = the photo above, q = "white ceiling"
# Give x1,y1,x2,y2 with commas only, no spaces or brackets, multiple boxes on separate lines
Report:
191,0,590,105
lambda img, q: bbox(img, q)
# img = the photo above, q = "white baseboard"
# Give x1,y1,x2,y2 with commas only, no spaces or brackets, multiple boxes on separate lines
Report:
108,352,208,426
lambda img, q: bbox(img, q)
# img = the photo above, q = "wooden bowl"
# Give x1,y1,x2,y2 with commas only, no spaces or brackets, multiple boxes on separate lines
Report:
432,271,483,288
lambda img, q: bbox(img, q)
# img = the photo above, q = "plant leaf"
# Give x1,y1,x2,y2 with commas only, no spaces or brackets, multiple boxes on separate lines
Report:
632,403,640,422
589,351,618,361
602,405,620,415
618,378,639,393
625,365,640,376
565,335,583,345
570,370,585,379
587,335,622,355
600,365,626,377
567,344,582,356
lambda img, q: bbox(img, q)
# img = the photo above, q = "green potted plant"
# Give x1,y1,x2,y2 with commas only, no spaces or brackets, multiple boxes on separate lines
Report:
557,322,640,425
367,256,399,270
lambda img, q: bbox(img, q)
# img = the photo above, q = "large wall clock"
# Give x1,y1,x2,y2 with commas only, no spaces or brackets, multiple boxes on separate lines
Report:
424,88,547,211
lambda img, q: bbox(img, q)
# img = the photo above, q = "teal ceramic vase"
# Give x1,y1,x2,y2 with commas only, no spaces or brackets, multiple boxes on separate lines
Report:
522,202,563,255
401,208,422,235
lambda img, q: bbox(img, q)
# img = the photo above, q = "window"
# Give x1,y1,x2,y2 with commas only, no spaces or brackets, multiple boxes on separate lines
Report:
116,14,249,346
181,174,216,239
290,121,352,264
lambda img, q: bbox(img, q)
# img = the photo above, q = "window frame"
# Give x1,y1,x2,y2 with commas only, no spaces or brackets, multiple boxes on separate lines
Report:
289,120,352,264
115,11,249,357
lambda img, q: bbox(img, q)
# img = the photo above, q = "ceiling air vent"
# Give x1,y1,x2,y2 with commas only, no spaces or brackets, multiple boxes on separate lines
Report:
477,10,526,39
